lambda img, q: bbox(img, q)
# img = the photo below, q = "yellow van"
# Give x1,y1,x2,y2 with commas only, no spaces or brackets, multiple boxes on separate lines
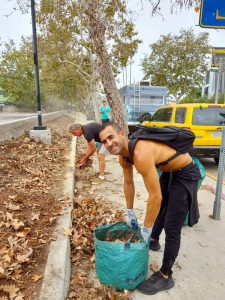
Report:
142,103,225,164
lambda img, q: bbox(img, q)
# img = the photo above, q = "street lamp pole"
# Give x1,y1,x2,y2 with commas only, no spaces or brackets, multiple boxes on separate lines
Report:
31,0,46,130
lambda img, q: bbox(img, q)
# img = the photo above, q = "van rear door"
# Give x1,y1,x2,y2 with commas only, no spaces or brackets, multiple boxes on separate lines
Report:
191,106,225,146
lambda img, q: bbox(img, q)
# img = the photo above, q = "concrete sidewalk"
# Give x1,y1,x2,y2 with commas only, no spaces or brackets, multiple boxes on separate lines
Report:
91,154,225,300
133,184,225,300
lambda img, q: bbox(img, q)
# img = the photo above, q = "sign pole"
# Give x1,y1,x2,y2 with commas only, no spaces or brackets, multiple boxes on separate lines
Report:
212,126,225,220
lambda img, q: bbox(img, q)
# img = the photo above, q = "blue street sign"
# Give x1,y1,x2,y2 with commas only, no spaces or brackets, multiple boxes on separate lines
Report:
200,0,225,29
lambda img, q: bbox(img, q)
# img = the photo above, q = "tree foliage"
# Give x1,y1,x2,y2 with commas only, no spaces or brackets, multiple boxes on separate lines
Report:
0,39,35,105
3,0,202,122
36,0,141,129
2,0,140,126
148,0,200,14
0,35,92,110
141,29,210,101
180,92,225,104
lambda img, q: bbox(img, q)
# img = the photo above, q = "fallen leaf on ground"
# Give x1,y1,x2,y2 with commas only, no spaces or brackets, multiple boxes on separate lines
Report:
53,206,63,215
150,263,159,272
175,261,182,270
49,217,57,223
17,248,33,263
39,239,47,244
0,284,20,298
12,219,24,230
31,274,42,282
64,228,73,236
7,203,20,211
90,254,95,263
16,227,30,237
31,213,40,221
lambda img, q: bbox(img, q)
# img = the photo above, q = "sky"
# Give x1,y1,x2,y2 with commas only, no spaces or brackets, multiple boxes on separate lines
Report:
0,0,225,88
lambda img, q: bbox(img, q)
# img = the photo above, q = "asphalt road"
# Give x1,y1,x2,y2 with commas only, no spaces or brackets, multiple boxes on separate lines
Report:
200,157,222,180
0,112,36,124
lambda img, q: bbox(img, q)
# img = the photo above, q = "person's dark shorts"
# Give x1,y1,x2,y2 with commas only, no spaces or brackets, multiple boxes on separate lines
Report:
102,119,110,124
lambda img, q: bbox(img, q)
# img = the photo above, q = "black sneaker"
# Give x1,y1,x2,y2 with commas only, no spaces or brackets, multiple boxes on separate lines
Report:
136,271,174,295
149,239,161,251
148,271,161,283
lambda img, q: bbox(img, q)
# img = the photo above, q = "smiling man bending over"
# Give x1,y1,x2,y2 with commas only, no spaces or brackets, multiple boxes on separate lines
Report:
99,122,201,295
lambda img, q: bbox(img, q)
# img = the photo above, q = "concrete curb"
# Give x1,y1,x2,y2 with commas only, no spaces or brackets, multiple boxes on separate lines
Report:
39,136,77,300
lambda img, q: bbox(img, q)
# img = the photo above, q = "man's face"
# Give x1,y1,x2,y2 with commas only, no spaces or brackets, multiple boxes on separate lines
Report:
70,128,82,137
102,101,106,106
99,126,126,155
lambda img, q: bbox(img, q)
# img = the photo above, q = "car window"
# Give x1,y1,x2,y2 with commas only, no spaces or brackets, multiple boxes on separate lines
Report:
175,108,187,124
151,108,173,122
192,107,225,125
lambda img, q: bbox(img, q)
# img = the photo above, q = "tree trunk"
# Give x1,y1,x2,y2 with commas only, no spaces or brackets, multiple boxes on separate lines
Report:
88,53,101,123
84,0,128,132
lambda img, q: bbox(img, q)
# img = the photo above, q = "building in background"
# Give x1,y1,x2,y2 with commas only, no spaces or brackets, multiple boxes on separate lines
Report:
119,81,168,128
202,48,225,99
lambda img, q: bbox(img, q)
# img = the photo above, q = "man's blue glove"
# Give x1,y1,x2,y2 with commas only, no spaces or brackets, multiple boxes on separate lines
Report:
126,208,138,229
141,225,152,244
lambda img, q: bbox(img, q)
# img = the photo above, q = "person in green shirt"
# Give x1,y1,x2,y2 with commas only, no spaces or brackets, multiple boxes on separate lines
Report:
99,100,111,124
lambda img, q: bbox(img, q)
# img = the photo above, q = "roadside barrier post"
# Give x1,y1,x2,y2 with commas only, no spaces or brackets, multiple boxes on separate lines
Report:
212,126,225,220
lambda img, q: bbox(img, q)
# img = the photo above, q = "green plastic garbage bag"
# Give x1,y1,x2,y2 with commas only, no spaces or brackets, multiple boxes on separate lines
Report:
94,222,149,290
192,157,206,190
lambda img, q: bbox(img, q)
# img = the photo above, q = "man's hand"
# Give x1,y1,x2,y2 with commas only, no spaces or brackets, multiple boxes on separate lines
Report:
126,208,138,229
141,225,152,244
78,156,88,168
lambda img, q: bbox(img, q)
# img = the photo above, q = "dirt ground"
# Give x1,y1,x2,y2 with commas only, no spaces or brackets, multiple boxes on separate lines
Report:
0,114,75,299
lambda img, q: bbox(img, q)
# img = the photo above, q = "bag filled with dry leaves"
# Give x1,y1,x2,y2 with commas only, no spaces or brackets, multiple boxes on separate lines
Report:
94,222,148,290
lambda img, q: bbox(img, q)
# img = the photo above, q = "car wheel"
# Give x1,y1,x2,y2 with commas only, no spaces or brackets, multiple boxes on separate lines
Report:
139,112,152,123
214,157,219,164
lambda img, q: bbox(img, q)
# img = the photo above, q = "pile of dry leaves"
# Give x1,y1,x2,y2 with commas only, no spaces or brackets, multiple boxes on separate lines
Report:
68,139,132,300
0,115,74,299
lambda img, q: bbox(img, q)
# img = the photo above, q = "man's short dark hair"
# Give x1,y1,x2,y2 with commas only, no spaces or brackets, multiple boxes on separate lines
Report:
99,122,122,134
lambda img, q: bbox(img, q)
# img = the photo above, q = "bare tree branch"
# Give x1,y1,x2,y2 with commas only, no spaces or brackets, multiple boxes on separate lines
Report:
58,57,92,83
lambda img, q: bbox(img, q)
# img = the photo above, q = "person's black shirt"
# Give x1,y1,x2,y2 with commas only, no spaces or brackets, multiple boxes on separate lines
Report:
82,122,101,143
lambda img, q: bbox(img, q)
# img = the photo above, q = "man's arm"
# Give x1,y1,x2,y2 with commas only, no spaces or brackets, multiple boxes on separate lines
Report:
119,156,135,209
134,146,162,228
79,139,96,166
